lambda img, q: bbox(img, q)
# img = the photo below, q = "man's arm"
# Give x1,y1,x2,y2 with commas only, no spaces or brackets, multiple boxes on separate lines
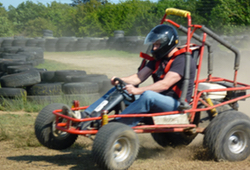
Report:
125,71,182,95
111,66,153,86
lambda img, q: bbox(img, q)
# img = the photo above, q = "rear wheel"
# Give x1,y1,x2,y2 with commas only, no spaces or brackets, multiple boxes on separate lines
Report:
35,103,78,150
92,122,139,170
203,111,250,161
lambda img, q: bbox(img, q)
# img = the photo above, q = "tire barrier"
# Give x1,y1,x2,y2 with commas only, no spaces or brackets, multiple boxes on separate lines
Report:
114,30,124,38
66,38,77,52
0,43,111,105
1,38,13,48
26,38,39,47
54,70,87,82
0,38,4,47
74,37,91,51
0,69,41,88
56,37,75,52
27,82,63,96
0,63,110,105
12,37,28,47
45,38,58,52
6,32,250,53
62,82,99,94
0,87,27,98
87,38,101,51
36,38,46,50
0,31,151,54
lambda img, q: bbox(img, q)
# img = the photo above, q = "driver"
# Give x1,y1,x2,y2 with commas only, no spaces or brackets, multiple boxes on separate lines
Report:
111,24,196,127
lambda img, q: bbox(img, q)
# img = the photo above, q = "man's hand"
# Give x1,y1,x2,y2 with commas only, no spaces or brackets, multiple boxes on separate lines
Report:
110,76,118,86
125,84,140,95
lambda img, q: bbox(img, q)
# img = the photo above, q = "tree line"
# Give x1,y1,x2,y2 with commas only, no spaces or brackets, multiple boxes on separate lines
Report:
0,0,249,38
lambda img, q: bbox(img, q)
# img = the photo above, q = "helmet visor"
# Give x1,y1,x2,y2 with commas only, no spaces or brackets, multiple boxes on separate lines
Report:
144,31,168,45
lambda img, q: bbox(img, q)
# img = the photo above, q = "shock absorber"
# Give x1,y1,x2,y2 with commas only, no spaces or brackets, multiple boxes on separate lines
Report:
202,93,218,117
102,110,109,126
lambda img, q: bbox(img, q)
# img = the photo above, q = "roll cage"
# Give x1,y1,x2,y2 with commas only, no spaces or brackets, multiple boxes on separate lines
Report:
53,8,250,135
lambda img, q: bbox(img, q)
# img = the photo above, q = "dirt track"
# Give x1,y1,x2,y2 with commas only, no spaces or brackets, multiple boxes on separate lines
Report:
0,51,250,170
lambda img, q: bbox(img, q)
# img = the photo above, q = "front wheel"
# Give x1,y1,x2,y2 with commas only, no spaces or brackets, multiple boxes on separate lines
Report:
92,122,139,170
34,103,78,150
204,111,250,161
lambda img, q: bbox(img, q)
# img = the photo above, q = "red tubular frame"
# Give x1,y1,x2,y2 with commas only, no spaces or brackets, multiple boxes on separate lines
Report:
53,10,250,136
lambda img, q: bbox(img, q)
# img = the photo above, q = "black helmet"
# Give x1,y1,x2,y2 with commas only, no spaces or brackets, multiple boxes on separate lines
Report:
144,24,179,60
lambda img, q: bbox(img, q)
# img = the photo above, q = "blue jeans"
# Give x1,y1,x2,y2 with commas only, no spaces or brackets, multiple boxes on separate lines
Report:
115,90,180,127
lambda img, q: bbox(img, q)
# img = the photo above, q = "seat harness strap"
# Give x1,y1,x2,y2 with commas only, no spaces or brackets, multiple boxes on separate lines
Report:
139,48,188,98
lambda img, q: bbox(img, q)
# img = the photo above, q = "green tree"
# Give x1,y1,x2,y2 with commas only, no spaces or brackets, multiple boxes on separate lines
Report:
70,0,108,6
0,3,8,17
97,0,158,36
121,0,159,36
45,1,75,37
196,0,219,20
156,0,205,32
7,1,47,36
0,17,15,37
209,0,250,34
23,17,56,37
71,0,105,37
0,3,15,37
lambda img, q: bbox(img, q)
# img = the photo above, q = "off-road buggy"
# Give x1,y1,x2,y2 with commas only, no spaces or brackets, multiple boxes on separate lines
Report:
35,8,250,170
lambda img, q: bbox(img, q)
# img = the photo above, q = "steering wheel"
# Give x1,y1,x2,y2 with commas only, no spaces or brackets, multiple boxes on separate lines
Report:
114,77,135,102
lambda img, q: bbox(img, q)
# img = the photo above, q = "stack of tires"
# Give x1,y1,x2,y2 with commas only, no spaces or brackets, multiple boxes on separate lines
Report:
0,59,112,105
74,37,91,51
43,30,53,38
56,37,75,52
0,60,42,104
12,37,27,47
45,38,58,52
114,30,124,38
35,38,46,51
87,38,101,51
106,30,124,50
98,38,108,50
1,38,14,48
123,36,141,53
66,38,77,52
0,47,44,66
106,37,117,50
27,70,112,104
0,33,154,54
26,38,38,47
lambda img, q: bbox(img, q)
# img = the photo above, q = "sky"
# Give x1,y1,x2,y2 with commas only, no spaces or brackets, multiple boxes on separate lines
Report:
0,0,132,9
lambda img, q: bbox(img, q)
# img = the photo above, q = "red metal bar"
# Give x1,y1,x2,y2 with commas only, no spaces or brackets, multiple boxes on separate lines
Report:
134,128,188,133
190,33,207,122
165,19,181,28
192,25,203,29
160,13,167,24
133,124,196,129
190,27,198,39
56,126,98,135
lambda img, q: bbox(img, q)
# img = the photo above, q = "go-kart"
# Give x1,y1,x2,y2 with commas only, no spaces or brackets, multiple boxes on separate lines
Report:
34,8,250,170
